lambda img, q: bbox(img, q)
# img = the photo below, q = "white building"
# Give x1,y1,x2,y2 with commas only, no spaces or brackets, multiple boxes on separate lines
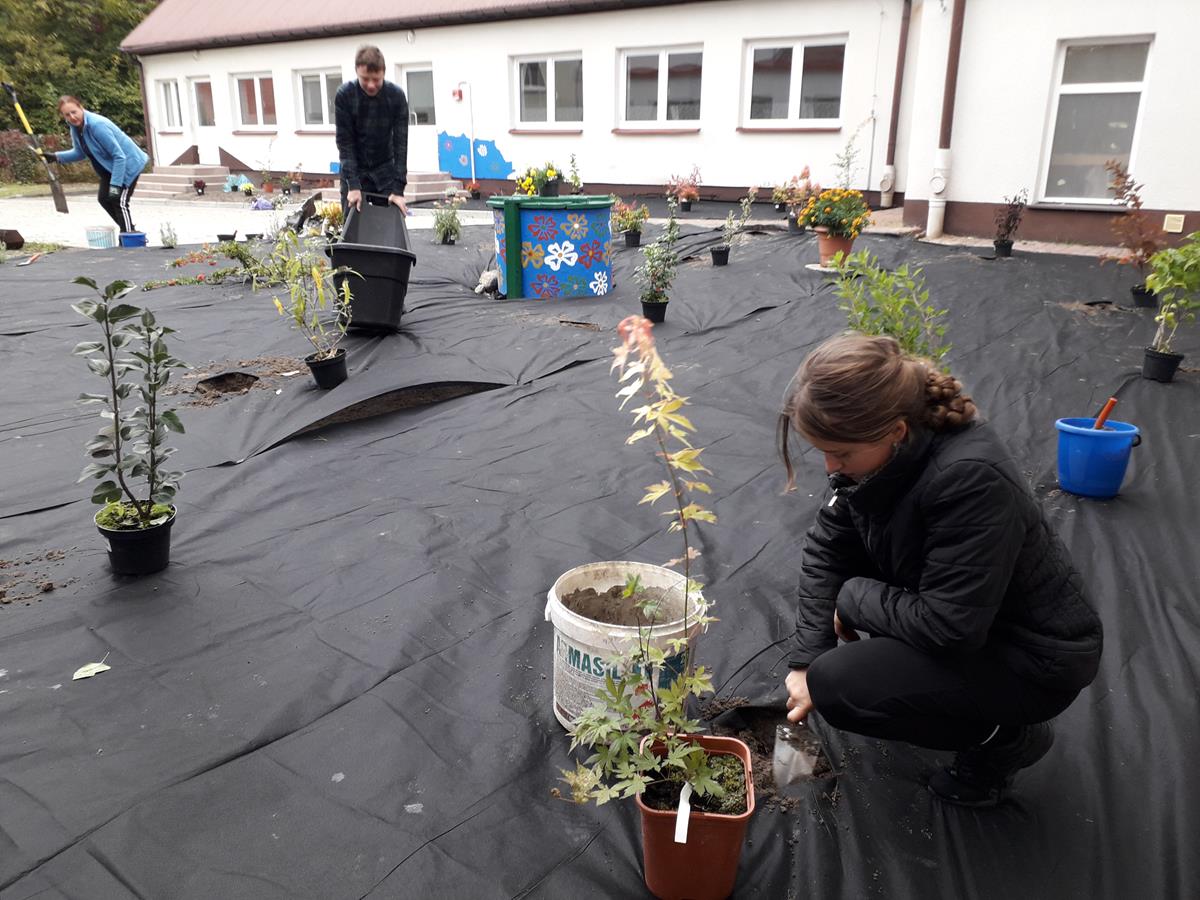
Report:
121,0,1198,243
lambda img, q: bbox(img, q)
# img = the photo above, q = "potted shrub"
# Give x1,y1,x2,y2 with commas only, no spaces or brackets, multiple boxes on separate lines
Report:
193,178,206,196
466,180,481,200
668,166,701,212
434,195,464,245
771,182,791,214
798,188,871,265
1103,161,1164,308
634,198,680,323
784,168,820,235
516,162,563,197
613,197,651,248
72,277,187,576
288,166,302,195
241,182,254,198
711,188,756,267
993,188,1027,257
1142,230,1200,382
260,233,354,389
568,153,584,194
558,316,754,900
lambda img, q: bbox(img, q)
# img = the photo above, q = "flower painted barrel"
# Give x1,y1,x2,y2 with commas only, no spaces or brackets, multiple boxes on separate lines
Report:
487,195,615,299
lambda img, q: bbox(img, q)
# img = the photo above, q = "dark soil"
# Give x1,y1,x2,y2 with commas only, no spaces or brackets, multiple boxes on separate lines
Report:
196,371,259,395
0,549,74,608
642,753,748,815
168,355,303,407
561,584,681,626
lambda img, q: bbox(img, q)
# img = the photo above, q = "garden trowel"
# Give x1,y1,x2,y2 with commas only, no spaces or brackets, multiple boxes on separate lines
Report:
773,720,823,792
3,83,69,214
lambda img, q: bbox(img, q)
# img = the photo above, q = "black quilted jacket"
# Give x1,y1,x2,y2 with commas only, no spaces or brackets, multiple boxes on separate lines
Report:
788,423,1103,691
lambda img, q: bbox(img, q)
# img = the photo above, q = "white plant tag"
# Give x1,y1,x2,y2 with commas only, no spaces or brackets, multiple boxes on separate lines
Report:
674,782,693,844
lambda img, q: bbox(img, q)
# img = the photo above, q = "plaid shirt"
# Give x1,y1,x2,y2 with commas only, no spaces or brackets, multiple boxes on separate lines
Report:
334,80,409,196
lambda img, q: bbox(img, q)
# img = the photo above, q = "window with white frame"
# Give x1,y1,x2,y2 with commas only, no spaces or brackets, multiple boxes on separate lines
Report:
191,79,215,127
743,38,845,124
620,47,702,124
233,73,277,127
157,80,181,129
514,55,583,124
403,68,436,125
297,69,339,127
1041,40,1150,202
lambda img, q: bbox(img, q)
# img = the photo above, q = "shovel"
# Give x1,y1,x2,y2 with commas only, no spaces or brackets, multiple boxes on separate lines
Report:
772,720,823,792
2,83,69,214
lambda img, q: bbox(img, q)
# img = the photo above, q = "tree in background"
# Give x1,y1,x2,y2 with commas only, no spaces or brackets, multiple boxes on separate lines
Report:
0,1,159,137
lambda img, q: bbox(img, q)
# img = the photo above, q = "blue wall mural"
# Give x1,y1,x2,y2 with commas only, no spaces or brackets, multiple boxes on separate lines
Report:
437,132,514,180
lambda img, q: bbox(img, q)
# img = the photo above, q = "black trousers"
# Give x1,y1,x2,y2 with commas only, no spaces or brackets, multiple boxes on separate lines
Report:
805,637,1082,751
340,173,383,218
97,171,138,232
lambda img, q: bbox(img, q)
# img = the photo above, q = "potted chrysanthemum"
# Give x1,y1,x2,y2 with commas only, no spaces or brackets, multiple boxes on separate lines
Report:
798,188,871,265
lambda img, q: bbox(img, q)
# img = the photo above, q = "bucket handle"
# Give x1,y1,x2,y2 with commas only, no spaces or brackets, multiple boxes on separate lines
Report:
1132,434,1142,448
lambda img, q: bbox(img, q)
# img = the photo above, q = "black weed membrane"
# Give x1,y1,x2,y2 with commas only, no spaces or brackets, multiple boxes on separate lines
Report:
0,227,1196,898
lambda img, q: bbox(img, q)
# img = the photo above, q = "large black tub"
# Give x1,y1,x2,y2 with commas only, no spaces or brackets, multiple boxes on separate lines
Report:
331,193,417,333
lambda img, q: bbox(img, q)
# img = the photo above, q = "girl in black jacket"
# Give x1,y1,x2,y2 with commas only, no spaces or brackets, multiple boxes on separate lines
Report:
779,333,1102,807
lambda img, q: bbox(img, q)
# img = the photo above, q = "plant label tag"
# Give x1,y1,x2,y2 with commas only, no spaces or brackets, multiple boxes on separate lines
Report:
674,782,693,844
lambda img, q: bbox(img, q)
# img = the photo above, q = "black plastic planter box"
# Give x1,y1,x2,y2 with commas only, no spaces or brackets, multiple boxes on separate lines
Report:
332,194,417,333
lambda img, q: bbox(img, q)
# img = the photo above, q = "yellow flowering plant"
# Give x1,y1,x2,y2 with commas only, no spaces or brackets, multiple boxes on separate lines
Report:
515,162,562,195
257,232,355,360
797,188,871,239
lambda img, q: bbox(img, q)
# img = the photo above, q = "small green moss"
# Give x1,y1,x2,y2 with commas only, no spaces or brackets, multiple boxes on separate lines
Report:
96,501,175,530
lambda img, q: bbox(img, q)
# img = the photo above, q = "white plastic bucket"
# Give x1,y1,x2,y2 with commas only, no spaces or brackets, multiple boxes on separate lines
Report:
545,560,706,731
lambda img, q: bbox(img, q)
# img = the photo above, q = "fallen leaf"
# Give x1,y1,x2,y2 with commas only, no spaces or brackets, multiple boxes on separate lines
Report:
73,652,111,681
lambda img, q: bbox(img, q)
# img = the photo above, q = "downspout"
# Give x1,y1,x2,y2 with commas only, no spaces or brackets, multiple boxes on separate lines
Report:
132,54,156,167
879,0,912,208
927,0,966,238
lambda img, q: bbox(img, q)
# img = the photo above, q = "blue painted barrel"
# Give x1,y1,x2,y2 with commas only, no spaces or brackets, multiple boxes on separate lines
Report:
488,195,615,299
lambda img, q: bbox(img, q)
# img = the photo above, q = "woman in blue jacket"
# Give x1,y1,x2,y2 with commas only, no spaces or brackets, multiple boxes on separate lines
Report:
51,96,148,232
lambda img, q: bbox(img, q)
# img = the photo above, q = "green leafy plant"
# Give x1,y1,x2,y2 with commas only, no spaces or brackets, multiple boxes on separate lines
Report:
258,233,354,360
1102,160,1163,278
634,198,680,304
72,277,186,529
720,188,758,248
568,153,583,192
833,250,950,364
560,314,722,806
515,162,561,195
834,120,866,189
994,189,1028,242
612,197,650,234
434,195,465,242
797,188,871,238
1145,231,1200,354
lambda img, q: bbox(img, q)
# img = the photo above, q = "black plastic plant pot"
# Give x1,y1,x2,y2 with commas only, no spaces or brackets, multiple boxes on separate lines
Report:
290,181,301,194
539,181,560,197
641,301,667,324
994,239,1013,257
470,190,481,200
441,235,455,245
624,230,642,248
95,508,176,576
680,200,692,212
306,348,348,389
195,187,205,195
1130,284,1158,308
216,233,236,242
711,245,730,266
1142,347,1183,383
788,215,802,235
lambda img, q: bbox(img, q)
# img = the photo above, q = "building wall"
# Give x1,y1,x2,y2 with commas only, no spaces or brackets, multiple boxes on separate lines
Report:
135,0,906,192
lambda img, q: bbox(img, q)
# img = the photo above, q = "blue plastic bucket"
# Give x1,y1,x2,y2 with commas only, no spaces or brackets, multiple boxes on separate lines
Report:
119,231,147,248
1055,417,1140,498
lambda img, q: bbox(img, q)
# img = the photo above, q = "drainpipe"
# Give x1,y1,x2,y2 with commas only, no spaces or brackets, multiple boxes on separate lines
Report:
927,0,966,238
879,0,912,208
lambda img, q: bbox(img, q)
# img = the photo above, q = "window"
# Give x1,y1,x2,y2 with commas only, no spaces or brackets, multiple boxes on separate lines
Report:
1041,40,1150,202
233,74,276,127
297,69,339,127
743,38,845,125
192,79,215,127
514,55,583,125
619,47,702,125
404,69,436,125
157,80,181,129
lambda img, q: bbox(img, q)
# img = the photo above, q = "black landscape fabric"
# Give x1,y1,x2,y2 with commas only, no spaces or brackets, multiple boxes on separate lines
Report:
1,227,1197,899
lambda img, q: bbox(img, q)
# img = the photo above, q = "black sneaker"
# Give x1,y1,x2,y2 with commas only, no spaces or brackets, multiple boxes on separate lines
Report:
928,722,1055,808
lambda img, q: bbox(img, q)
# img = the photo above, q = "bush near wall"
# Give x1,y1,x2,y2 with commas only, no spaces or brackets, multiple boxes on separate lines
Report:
0,130,101,183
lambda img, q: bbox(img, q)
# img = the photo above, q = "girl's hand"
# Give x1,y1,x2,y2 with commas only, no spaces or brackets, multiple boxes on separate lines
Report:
785,669,813,723
834,610,860,643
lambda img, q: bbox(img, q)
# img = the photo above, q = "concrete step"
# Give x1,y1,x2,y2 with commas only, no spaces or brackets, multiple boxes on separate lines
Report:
152,165,229,176
135,188,187,199
142,173,217,186
408,171,455,184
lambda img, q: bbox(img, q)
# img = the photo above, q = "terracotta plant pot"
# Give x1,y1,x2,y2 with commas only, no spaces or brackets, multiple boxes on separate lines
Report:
635,734,755,900
641,300,667,323
815,227,855,266
1142,347,1183,383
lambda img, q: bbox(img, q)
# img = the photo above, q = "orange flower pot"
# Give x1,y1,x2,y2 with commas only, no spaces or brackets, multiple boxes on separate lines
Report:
635,734,755,900
814,227,855,266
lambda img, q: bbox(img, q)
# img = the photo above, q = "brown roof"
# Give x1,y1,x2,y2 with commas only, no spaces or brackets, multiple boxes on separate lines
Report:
121,0,702,55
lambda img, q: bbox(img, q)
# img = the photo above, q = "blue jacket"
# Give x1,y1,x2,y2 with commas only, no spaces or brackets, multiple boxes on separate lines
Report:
55,111,148,188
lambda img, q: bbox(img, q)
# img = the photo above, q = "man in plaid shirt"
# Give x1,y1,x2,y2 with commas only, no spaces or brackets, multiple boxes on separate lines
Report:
335,45,409,216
